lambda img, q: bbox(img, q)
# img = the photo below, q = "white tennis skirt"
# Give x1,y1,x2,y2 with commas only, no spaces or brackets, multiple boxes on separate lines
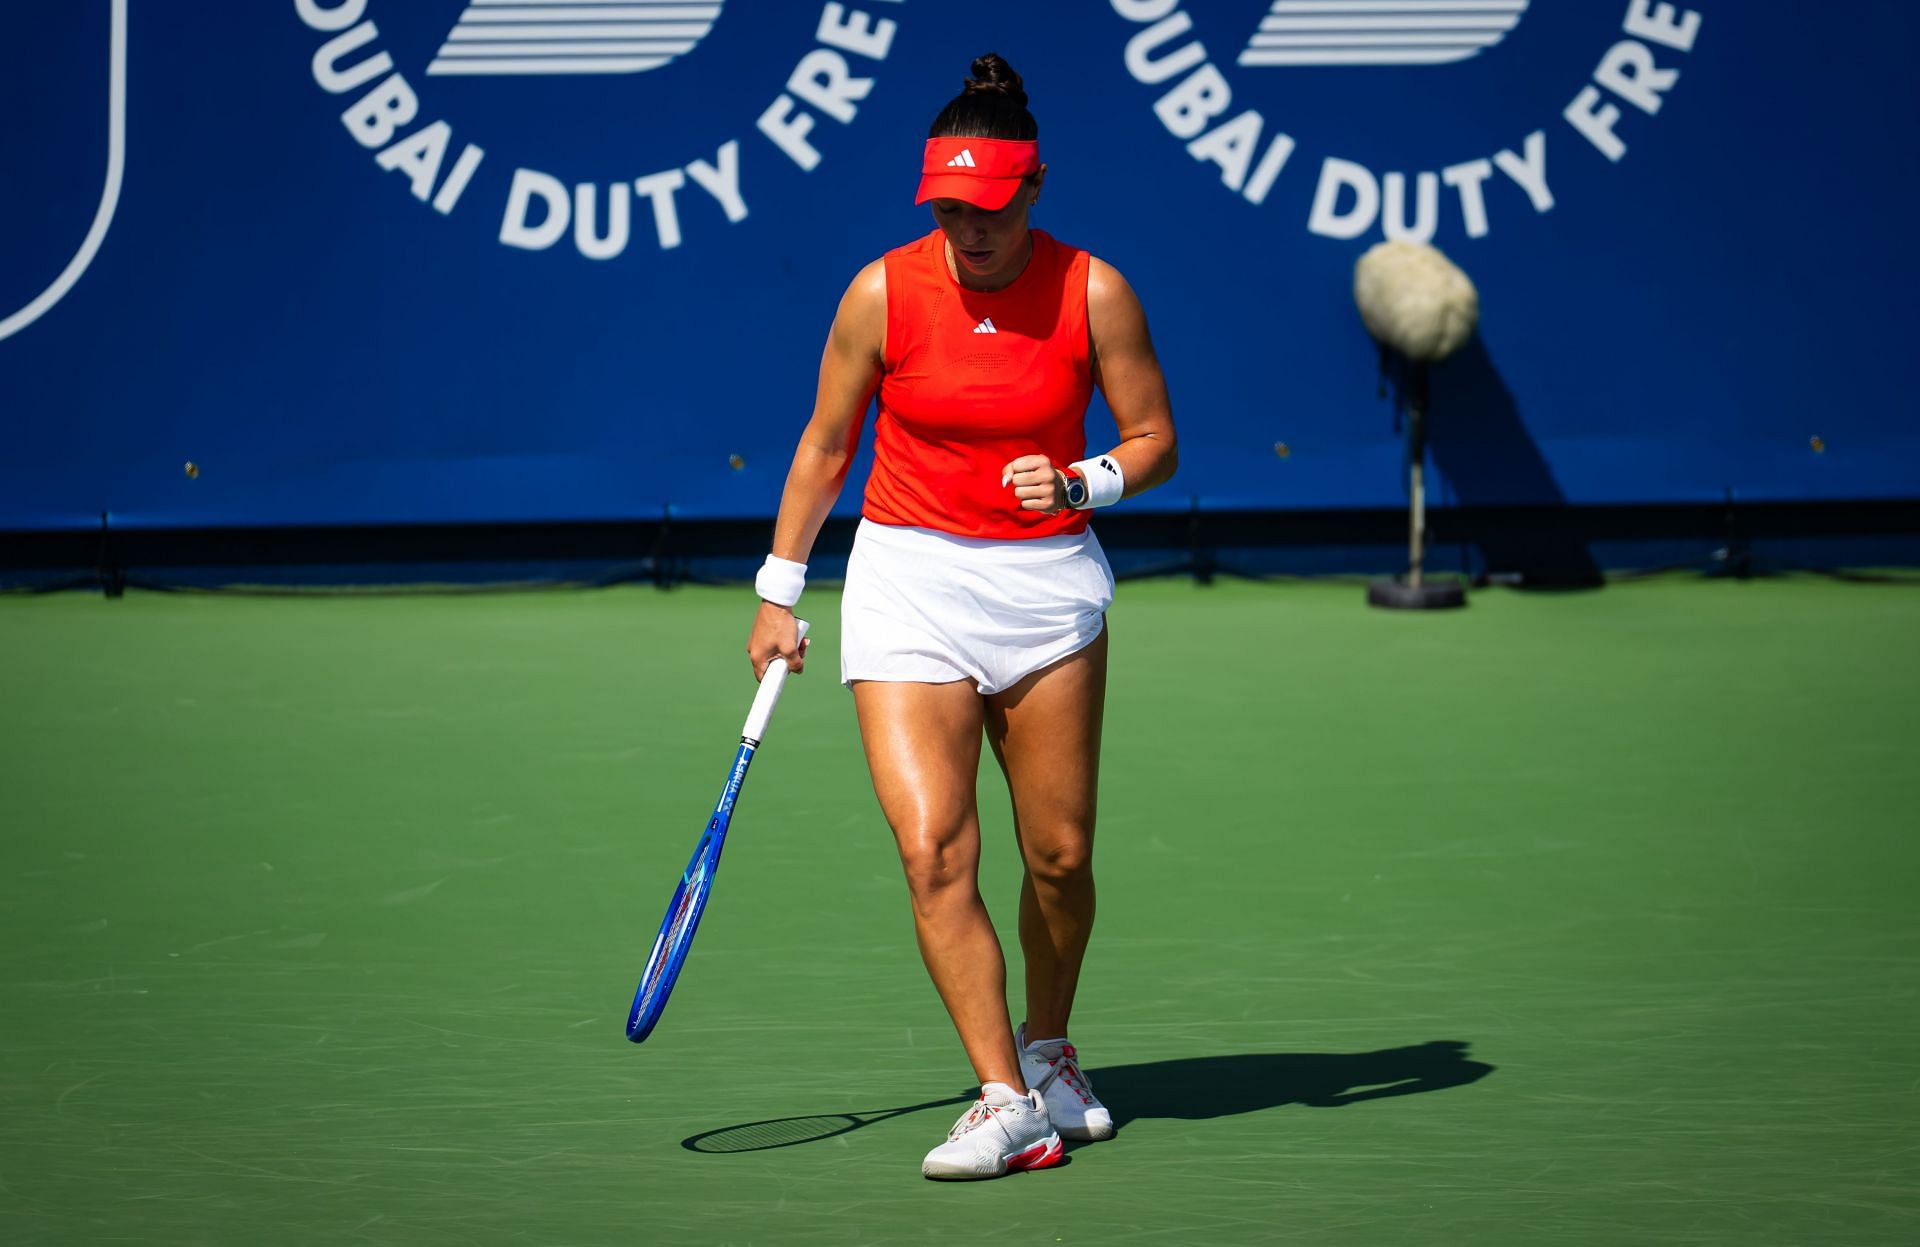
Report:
840,518,1115,695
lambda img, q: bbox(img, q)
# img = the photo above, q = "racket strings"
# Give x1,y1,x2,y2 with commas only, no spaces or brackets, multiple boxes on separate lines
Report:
680,1095,970,1153
639,886,701,1005
686,1115,863,1153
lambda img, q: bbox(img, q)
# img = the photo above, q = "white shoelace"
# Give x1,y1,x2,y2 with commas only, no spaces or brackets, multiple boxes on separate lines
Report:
948,1096,1002,1141
1034,1044,1094,1106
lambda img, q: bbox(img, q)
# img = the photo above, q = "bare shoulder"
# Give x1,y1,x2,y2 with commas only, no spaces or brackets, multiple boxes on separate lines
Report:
847,256,887,304
1086,256,1138,307
830,258,888,360
838,257,887,322
1085,256,1152,348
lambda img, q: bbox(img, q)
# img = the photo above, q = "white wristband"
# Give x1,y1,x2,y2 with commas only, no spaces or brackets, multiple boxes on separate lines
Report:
1068,455,1126,509
754,555,807,607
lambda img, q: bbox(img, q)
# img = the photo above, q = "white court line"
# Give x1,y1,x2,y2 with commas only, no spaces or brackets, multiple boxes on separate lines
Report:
0,0,126,344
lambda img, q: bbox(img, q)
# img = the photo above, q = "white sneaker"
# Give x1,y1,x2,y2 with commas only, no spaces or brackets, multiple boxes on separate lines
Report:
1016,1025,1115,1141
921,1081,1063,1180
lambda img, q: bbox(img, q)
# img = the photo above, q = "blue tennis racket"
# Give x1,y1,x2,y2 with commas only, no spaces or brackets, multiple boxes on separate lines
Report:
625,620,808,1044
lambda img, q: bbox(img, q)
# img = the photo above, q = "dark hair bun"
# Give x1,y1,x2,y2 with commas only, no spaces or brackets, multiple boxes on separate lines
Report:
962,53,1027,108
928,51,1037,140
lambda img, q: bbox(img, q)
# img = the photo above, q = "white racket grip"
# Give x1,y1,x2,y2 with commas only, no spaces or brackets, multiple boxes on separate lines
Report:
742,618,808,744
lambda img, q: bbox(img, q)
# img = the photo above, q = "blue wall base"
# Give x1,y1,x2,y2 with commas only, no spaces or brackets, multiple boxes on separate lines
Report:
6,502,1919,594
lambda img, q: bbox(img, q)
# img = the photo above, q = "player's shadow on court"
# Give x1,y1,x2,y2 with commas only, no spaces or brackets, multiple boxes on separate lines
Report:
1090,1039,1493,1132
679,1040,1490,1154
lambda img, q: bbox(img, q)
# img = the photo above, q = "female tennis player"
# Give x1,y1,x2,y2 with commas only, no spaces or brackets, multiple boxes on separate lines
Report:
745,53,1177,1180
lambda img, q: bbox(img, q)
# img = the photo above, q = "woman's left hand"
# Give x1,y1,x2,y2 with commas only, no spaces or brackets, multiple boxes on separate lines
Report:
1001,455,1067,513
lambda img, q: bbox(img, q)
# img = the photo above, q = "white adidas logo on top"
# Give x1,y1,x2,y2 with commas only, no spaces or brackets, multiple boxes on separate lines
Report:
973,318,997,334
946,148,978,168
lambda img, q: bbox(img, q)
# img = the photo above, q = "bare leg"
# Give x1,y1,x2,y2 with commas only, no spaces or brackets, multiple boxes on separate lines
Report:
853,678,1025,1092
986,627,1107,1042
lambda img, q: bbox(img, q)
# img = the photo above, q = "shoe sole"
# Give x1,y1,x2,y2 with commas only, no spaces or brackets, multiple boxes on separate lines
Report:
922,1132,1064,1181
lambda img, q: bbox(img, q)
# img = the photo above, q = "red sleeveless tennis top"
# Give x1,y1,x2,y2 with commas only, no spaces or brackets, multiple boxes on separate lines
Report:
864,229,1093,539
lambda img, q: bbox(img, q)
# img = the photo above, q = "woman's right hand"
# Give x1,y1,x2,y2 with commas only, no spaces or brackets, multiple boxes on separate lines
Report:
747,600,807,681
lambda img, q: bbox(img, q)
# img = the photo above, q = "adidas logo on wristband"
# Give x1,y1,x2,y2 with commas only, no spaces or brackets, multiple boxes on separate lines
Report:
1067,456,1126,509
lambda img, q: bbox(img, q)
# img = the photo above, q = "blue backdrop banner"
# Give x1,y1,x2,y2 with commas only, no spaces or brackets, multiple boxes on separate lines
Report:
3,1,1916,532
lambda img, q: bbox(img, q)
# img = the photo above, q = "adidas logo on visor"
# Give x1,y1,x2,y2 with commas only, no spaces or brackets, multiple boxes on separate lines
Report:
973,318,997,334
946,148,978,168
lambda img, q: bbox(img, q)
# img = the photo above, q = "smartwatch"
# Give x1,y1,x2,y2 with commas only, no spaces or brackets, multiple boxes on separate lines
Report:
1062,469,1088,509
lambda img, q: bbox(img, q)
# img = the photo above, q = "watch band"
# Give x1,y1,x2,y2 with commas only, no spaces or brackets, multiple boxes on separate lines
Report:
1067,455,1125,509
1061,468,1088,509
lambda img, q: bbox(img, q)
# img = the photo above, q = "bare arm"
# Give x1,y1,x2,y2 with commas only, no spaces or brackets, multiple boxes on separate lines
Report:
1004,257,1179,512
1087,257,1179,496
747,260,886,678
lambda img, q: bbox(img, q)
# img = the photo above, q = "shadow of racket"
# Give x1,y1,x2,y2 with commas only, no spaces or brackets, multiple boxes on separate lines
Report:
681,1092,973,1153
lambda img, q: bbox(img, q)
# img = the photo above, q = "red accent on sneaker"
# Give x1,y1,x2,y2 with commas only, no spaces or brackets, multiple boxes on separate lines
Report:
1007,1134,1065,1172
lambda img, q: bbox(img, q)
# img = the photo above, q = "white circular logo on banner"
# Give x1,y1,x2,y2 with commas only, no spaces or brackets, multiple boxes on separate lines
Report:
1108,0,1704,244
1237,0,1529,68
427,0,731,78
293,0,902,261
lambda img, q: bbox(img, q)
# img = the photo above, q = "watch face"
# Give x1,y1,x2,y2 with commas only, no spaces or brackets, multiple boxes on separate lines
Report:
1066,477,1087,507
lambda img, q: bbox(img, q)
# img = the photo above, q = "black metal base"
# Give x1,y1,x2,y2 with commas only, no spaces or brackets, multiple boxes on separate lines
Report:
1368,576,1468,610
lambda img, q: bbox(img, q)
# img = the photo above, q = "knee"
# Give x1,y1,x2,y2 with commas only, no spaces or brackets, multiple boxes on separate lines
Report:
1023,829,1093,887
895,827,975,904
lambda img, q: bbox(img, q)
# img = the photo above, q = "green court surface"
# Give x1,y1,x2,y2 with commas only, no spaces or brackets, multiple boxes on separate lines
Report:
3,577,1918,1245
